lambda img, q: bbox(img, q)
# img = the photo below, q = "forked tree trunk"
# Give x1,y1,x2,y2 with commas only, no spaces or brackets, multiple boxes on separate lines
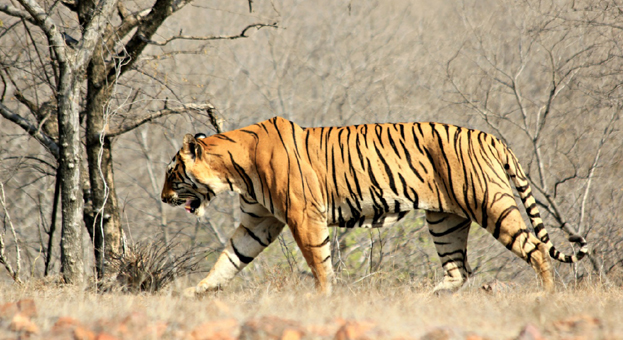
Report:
84,57,124,278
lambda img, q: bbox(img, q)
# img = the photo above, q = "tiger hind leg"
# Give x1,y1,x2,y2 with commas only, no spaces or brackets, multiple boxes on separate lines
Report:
426,211,473,293
481,197,554,291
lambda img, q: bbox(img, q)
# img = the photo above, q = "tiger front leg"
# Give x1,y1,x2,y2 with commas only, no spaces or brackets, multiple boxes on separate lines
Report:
186,216,285,297
288,220,335,294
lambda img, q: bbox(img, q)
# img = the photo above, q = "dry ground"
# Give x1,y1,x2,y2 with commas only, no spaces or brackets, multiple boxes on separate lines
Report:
0,276,621,339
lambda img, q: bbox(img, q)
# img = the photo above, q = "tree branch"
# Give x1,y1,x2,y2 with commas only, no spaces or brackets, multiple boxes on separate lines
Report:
60,0,77,12
143,22,279,46
109,0,180,81
106,103,215,137
72,0,118,71
0,102,59,158
0,4,37,25
15,0,69,65
113,5,151,45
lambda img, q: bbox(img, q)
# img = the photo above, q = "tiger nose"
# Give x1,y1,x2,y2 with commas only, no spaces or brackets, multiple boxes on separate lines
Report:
161,191,172,204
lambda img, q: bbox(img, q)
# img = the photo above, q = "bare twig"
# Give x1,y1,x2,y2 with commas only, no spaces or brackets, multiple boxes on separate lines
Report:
206,104,223,134
106,103,215,137
578,112,618,233
0,182,23,284
143,23,278,46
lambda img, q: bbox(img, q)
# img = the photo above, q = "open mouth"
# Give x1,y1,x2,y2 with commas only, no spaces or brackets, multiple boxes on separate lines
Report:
184,199,202,213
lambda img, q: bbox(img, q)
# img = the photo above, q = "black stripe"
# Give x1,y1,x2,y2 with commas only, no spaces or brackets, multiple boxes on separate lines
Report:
507,229,527,250
438,249,466,259
429,219,471,238
226,254,240,270
343,173,362,210
273,122,294,221
375,124,384,147
526,248,537,264
289,120,303,159
331,146,340,198
228,151,256,200
305,130,313,163
427,215,448,224
388,131,401,158
399,139,425,182
373,141,398,195
215,134,236,143
240,207,261,219
240,129,258,138
231,239,253,264
493,206,519,239
432,123,467,218
441,259,466,270
243,226,268,247
309,236,330,248
240,194,258,205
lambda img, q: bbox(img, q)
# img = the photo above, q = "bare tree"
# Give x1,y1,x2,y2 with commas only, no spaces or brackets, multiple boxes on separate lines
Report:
1,0,277,283
443,0,623,283
1,0,118,283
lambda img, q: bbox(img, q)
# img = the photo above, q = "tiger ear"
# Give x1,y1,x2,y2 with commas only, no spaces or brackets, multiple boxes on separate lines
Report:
181,134,202,160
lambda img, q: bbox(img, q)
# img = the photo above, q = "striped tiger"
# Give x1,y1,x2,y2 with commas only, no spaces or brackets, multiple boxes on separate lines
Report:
161,116,588,295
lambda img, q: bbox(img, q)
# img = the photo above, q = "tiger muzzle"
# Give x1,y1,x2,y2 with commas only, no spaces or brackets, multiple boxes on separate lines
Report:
161,194,184,206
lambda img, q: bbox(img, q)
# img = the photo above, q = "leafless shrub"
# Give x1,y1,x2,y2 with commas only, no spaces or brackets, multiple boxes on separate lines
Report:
105,238,207,294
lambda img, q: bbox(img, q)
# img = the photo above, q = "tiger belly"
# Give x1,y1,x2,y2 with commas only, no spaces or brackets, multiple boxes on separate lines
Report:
328,195,436,228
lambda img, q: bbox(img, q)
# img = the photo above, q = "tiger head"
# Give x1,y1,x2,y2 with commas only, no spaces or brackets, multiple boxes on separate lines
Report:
161,133,230,216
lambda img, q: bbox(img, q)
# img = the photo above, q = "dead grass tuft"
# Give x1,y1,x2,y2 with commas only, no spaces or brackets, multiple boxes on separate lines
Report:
105,239,205,293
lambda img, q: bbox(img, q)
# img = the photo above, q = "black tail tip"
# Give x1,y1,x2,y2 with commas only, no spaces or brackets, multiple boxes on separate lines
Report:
568,234,586,245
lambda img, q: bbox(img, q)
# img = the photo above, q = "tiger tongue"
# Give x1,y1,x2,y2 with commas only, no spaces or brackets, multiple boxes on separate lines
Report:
185,199,193,213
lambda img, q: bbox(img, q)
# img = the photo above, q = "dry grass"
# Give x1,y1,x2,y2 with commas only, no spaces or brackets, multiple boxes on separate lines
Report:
1,276,621,339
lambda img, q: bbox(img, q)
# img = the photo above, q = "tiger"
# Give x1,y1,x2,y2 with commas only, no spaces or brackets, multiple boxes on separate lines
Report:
161,116,588,296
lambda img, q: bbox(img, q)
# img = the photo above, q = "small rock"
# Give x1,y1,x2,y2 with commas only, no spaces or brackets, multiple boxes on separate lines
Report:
74,326,96,340
17,299,38,318
0,302,19,319
515,323,545,340
142,321,168,339
49,316,84,340
239,316,304,340
420,326,487,340
189,318,238,340
552,314,602,337
53,316,82,331
9,313,39,335
334,320,381,340
94,333,120,340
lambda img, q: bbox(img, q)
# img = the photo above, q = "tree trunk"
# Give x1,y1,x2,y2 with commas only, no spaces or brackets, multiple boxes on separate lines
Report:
44,169,61,276
84,59,124,278
58,72,85,284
